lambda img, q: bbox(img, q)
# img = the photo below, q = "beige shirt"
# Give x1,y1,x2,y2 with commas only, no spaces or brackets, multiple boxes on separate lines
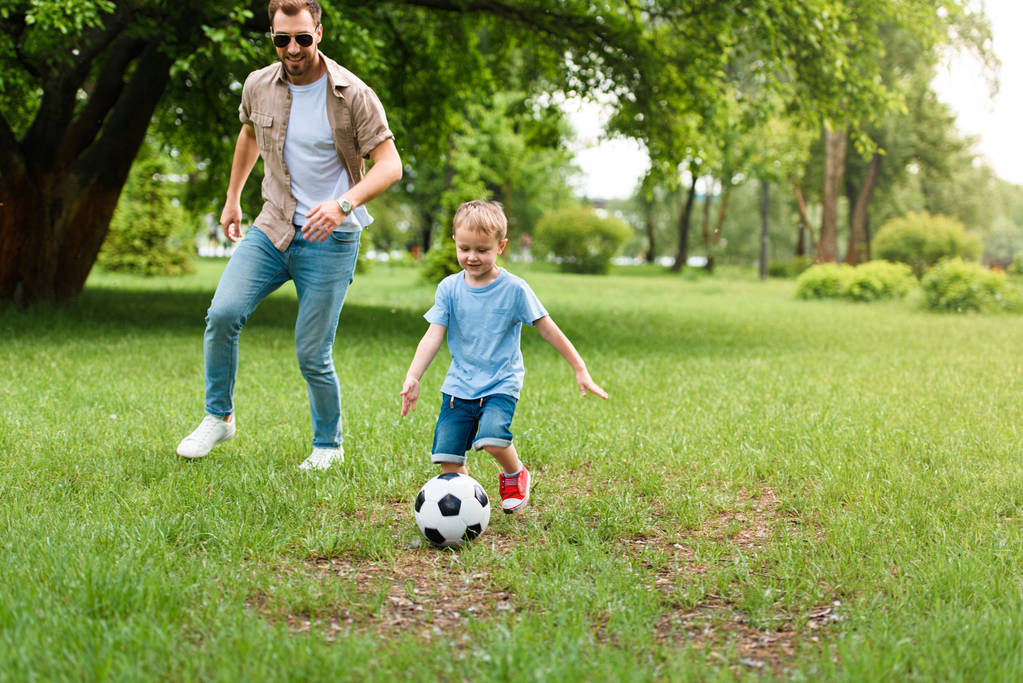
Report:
238,52,394,251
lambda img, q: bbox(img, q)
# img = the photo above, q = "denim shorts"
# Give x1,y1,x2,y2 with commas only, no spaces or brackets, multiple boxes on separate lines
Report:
431,393,517,465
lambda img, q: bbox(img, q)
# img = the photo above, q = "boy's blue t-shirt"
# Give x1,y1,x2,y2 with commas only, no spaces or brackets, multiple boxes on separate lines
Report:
425,269,548,400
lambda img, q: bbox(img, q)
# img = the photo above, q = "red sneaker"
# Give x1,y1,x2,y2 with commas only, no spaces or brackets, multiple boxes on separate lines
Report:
499,467,531,514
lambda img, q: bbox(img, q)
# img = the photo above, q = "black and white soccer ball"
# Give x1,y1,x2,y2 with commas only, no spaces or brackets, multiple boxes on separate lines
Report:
413,473,491,548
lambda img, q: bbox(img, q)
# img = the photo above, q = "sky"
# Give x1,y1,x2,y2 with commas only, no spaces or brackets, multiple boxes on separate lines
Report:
931,0,1023,185
568,0,1023,199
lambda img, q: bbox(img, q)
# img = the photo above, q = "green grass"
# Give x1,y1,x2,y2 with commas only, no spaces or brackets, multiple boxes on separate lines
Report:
3,259,1023,680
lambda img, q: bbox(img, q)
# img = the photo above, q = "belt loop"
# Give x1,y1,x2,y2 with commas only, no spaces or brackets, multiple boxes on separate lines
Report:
479,398,483,407
450,395,454,409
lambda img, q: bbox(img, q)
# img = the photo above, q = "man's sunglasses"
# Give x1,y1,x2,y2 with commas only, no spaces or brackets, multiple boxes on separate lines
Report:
271,32,315,48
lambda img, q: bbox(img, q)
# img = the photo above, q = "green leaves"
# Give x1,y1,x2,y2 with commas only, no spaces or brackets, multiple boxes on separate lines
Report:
22,0,115,33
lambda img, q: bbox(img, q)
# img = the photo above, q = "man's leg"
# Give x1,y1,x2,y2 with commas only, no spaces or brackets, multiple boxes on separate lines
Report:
179,228,288,458
291,230,360,457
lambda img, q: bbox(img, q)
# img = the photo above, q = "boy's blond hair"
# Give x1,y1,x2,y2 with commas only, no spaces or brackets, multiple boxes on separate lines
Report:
453,200,508,241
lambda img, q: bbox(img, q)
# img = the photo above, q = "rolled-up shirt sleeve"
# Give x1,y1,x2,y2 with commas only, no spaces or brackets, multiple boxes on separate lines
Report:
238,73,255,126
349,86,393,158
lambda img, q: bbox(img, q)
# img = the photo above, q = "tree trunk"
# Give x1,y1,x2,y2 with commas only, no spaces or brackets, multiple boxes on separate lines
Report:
1,40,174,305
864,215,872,261
759,180,769,280
644,202,656,264
818,127,846,262
670,174,697,273
702,177,714,272
711,186,731,245
793,183,816,257
845,152,881,266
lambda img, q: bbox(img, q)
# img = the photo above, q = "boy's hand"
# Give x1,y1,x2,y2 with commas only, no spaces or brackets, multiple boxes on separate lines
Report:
576,369,609,399
400,377,421,416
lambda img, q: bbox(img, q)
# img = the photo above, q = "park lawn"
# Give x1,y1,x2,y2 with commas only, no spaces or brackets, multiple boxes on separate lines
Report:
2,259,1023,680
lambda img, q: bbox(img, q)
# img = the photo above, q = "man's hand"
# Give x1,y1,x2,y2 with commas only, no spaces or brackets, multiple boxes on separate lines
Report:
400,376,421,417
220,202,244,242
576,368,609,399
303,200,346,242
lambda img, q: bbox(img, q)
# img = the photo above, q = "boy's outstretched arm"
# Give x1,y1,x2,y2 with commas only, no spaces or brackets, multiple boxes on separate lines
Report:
533,316,609,399
400,324,446,416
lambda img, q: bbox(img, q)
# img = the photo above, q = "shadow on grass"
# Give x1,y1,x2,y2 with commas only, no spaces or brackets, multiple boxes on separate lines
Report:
0,283,802,360
0,287,428,341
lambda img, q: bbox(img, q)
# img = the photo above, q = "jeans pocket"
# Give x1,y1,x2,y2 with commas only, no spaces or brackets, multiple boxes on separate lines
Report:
328,231,361,282
329,231,361,245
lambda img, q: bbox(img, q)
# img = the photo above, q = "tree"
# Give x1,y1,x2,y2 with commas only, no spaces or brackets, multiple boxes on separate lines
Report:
1,1,261,305
0,0,661,305
608,0,925,270
814,1,994,264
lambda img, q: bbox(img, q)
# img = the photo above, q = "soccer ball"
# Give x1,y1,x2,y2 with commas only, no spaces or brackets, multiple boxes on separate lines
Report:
414,473,491,548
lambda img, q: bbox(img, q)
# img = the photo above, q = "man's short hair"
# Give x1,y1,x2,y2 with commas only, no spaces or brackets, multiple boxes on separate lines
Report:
453,201,508,241
268,0,322,26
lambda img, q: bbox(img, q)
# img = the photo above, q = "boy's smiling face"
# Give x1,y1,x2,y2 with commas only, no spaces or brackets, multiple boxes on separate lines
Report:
453,226,508,286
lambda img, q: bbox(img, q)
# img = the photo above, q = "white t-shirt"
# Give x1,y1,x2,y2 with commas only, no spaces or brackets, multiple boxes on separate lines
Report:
284,74,371,232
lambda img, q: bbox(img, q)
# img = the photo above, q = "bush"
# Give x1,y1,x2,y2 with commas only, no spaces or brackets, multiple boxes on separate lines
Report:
795,260,915,302
1009,250,1023,276
533,207,631,275
873,212,982,278
767,256,814,279
355,251,374,274
843,260,916,302
421,239,461,284
920,258,1021,313
795,263,854,300
98,156,194,276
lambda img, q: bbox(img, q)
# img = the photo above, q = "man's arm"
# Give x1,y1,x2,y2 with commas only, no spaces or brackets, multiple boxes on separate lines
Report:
303,137,403,241
533,316,609,399
400,323,447,416
220,124,260,242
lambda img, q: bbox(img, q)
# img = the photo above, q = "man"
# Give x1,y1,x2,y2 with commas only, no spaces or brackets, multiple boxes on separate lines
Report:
176,0,402,470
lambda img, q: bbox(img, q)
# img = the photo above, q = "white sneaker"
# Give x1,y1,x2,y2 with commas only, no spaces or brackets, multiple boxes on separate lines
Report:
299,446,344,471
177,415,235,459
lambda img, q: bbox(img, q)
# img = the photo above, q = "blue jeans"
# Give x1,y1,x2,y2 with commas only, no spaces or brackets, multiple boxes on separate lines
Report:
203,227,360,448
431,393,517,465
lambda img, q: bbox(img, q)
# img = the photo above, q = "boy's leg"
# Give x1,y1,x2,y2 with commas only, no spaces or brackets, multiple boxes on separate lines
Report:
290,230,359,455
481,443,522,476
432,394,476,475
473,395,530,513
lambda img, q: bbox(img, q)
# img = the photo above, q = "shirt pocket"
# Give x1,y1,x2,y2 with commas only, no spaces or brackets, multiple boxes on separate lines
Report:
483,307,512,335
250,112,274,153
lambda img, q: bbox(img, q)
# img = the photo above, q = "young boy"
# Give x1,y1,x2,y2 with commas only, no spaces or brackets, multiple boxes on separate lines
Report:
400,200,608,513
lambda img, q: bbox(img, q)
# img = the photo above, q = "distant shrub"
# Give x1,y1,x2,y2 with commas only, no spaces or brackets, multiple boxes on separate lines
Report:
1009,250,1023,276
795,263,854,300
796,261,915,302
534,207,631,275
921,258,1021,313
843,261,916,302
873,212,982,278
421,239,461,284
767,256,814,279
98,157,194,276
355,251,374,274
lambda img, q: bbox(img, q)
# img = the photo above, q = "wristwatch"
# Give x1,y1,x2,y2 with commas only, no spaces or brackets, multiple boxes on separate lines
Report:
336,197,353,214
